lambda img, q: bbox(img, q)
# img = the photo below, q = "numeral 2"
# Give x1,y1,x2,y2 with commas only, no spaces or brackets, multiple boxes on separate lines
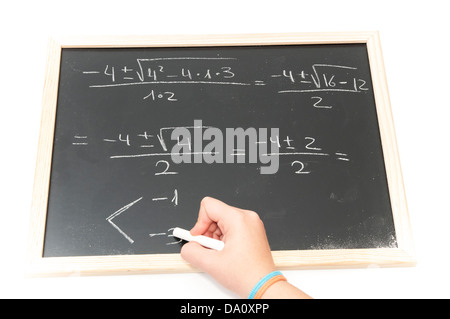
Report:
291,161,310,174
155,160,178,175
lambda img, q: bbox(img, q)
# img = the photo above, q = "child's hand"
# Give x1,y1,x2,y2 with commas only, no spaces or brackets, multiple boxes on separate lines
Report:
181,197,310,299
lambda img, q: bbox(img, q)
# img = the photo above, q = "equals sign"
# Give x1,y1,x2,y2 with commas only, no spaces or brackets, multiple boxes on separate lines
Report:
254,80,266,86
72,135,88,145
335,152,350,161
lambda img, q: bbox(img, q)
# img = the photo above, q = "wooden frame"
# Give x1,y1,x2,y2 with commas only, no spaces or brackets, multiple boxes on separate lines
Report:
28,32,415,277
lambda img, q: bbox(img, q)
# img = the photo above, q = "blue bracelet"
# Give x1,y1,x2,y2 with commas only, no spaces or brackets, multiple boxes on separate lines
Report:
248,271,284,299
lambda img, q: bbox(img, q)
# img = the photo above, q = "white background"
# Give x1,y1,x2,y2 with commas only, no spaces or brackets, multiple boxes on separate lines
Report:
1,0,449,299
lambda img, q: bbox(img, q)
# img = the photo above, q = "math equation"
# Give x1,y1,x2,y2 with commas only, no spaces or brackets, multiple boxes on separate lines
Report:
82,57,370,103
44,45,389,254
71,54,368,246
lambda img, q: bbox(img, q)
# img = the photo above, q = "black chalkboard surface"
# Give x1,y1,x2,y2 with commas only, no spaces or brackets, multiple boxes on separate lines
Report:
29,34,414,274
43,43,396,257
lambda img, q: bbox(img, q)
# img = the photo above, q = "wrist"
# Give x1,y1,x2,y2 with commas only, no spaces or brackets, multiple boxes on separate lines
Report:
258,280,289,299
247,271,287,299
259,279,313,299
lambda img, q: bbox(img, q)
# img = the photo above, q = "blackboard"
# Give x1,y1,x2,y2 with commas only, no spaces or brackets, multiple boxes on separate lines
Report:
28,33,415,275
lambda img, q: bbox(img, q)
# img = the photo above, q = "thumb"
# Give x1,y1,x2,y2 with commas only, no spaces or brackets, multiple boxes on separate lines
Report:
180,241,219,272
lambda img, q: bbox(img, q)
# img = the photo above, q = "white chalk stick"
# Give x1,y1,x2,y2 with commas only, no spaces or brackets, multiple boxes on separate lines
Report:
173,227,224,251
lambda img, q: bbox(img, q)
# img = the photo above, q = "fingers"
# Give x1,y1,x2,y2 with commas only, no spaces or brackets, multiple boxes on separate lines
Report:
190,197,239,236
180,241,218,272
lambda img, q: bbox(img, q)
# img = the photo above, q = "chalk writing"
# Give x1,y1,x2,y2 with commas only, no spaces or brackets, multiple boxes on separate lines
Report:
108,193,179,244
82,58,369,102
276,64,369,94
72,50,374,251
72,124,351,177
106,197,143,244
